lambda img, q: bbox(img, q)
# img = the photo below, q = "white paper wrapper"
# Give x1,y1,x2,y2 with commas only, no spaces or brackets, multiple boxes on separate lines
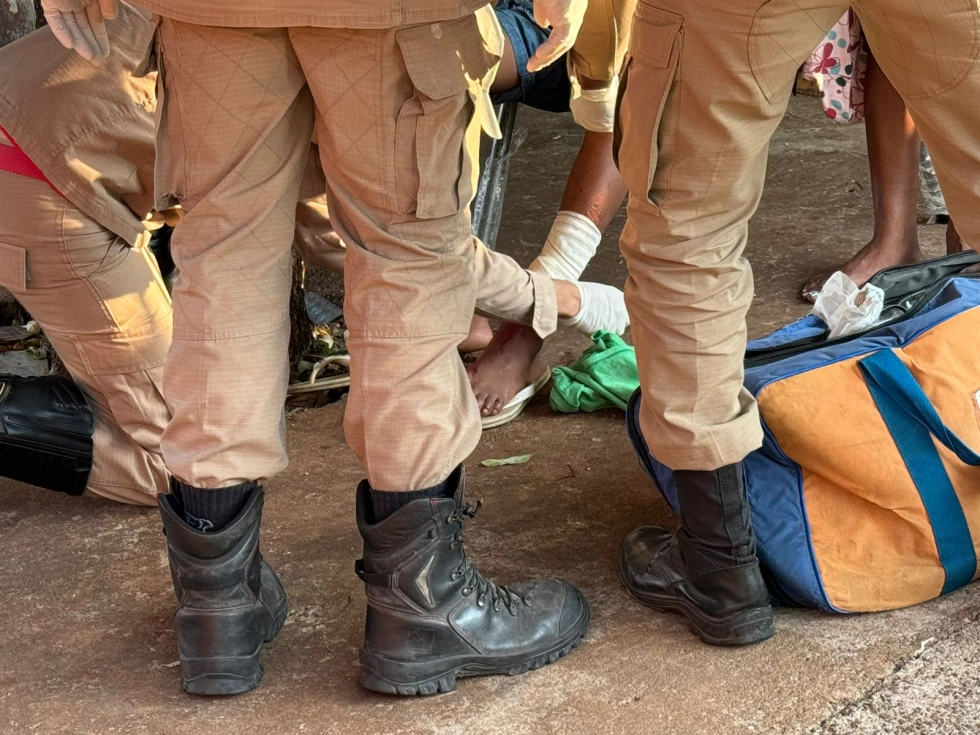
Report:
812,271,885,339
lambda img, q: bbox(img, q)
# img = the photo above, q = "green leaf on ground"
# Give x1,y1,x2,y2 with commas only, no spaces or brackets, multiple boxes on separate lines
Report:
480,454,532,467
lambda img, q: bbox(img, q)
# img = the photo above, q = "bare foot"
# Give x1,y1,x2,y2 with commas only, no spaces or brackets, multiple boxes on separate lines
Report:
801,238,923,303
459,316,494,354
467,322,544,417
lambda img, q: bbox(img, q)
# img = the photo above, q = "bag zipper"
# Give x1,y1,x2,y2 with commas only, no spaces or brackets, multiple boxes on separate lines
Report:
744,273,980,368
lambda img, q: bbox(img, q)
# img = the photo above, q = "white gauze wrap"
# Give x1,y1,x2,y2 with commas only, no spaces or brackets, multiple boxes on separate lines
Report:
529,210,602,282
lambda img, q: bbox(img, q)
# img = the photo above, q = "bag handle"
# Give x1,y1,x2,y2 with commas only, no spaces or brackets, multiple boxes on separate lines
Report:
858,349,978,593
859,350,980,465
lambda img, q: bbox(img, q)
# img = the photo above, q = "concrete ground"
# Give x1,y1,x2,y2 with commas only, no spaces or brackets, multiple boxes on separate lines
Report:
1,98,976,735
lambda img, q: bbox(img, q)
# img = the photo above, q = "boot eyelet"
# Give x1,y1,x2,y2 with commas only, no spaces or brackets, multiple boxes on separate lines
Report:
493,602,501,612
476,597,486,608
450,571,461,581
461,586,473,596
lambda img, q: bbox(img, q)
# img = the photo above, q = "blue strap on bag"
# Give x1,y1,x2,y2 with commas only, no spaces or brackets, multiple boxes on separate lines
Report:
859,349,979,593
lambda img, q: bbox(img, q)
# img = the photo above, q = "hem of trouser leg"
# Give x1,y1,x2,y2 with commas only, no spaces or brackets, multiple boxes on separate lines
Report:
84,485,160,507
641,410,764,472
494,8,533,100
528,269,559,339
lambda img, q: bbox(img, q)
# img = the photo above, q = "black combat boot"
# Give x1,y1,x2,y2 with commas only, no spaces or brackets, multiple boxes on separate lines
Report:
619,463,774,646
356,467,590,696
159,485,287,695
0,375,93,495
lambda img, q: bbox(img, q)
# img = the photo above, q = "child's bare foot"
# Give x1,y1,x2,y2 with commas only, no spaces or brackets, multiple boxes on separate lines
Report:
459,315,494,354
467,322,544,417
802,237,924,303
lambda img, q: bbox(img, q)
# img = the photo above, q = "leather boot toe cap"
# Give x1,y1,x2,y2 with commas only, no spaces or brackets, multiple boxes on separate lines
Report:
557,582,590,638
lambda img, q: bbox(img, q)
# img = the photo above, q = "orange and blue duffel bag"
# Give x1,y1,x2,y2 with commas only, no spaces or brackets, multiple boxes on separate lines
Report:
627,251,980,612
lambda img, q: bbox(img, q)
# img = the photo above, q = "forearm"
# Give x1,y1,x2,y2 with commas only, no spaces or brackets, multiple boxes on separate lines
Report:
560,130,628,231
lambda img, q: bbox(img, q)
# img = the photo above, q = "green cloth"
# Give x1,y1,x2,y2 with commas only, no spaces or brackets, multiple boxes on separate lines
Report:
550,331,639,413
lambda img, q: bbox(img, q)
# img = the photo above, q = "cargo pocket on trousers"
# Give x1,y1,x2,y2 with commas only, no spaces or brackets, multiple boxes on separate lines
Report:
0,241,28,294
613,5,683,213
395,12,503,219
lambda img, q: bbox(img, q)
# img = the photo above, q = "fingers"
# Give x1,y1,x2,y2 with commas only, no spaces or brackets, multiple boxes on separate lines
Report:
533,2,550,30
43,9,79,52
86,2,112,58
41,2,113,61
99,0,119,19
71,7,104,61
55,10,98,60
526,22,572,73
527,0,587,72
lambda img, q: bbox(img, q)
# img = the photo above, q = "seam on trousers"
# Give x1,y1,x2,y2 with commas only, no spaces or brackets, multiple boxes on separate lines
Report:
378,30,396,226
157,21,189,204
348,329,470,339
659,28,683,215
855,0,980,100
89,479,158,491
56,197,119,329
170,325,289,342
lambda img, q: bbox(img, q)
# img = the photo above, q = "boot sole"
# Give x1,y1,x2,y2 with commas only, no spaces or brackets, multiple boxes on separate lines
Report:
618,562,773,647
181,598,289,697
358,608,590,697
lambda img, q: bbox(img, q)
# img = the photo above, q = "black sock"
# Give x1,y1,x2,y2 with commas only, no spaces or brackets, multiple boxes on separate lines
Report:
171,478,257,533
370,480,449,522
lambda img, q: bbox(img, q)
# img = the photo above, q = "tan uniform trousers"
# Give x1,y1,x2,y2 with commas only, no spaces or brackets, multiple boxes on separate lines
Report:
0,171,172,505
155,12,509,490
294,185,557,337
617,0,980,471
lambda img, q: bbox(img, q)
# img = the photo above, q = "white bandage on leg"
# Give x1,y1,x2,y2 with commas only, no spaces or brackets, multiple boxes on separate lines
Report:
562,281,630,336
529,211,602,282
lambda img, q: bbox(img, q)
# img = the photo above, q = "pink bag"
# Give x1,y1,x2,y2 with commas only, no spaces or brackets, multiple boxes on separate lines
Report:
801,10,867,124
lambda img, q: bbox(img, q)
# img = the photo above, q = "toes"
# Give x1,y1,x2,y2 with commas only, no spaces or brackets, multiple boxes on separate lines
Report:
801,276,825,303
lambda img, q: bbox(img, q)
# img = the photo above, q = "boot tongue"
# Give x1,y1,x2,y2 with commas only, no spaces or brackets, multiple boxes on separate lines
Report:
450,466,466,507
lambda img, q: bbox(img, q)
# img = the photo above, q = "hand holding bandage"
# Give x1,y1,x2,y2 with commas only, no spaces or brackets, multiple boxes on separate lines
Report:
41,0,118,62
526,0,589,72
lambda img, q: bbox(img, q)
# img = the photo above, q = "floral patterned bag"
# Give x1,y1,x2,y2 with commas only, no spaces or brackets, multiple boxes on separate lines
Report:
800,10,867,124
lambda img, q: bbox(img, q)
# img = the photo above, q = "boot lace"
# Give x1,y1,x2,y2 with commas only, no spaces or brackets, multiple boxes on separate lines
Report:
446,501,531,615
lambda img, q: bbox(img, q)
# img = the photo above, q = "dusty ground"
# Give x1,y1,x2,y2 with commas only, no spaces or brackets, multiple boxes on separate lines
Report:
1,97,974,735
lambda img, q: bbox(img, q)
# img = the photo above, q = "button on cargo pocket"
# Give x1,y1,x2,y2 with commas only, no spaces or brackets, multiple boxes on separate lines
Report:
613,5,683,213
395,13,502,219
0,241,28,293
